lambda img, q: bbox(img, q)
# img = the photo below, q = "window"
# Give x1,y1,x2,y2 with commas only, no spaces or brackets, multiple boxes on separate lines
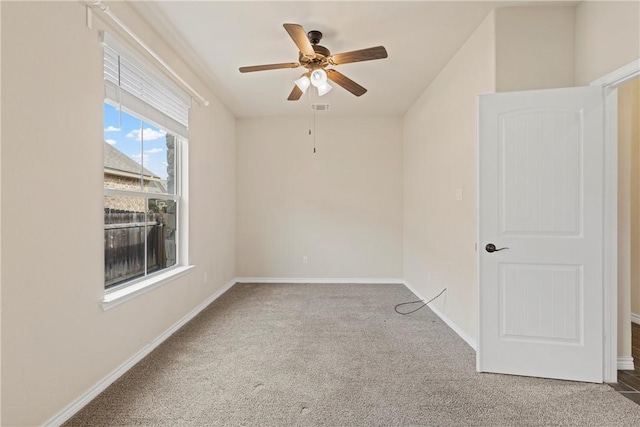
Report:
102,32,191,292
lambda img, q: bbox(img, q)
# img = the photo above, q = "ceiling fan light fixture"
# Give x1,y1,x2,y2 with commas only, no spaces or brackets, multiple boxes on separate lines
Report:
317,82,333,96
294,75,311,93
310,69,328,88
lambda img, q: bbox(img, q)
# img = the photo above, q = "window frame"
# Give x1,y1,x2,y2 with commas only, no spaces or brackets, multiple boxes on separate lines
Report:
101,34,192,309
102,128,191,309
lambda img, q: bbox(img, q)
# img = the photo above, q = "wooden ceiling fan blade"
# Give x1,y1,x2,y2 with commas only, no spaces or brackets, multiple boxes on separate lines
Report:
287,85,304,101
283,23,315,57
239,62,300,73
329,46,388,65
326,69,367,96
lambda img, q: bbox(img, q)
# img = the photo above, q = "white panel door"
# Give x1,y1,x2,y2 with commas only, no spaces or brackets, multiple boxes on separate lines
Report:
478,86,605,383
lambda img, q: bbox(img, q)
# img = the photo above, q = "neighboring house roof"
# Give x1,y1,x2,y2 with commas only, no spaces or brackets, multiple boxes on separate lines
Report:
104,141,159,179
104,141,168,194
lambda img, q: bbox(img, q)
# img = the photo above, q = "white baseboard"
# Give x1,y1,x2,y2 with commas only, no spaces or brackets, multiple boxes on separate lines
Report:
428,304,478,351
618,356,636,371
631,313,640,325
235,277,405,284
402,280,477,351
44,278,237,427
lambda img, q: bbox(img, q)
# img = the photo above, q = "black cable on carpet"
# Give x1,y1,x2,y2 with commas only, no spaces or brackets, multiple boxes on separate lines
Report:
394,288,447,315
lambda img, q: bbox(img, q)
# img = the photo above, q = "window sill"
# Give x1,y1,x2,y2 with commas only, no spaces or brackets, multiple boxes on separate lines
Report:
102,265,195,311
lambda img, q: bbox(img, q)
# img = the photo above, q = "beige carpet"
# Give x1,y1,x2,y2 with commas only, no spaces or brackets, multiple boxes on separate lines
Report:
65,283,640,426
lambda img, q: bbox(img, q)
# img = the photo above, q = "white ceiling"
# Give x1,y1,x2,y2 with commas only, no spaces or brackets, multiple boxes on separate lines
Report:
131,1,550,118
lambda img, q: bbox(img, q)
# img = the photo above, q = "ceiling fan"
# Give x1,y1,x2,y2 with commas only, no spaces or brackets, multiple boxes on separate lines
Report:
239,23,388,101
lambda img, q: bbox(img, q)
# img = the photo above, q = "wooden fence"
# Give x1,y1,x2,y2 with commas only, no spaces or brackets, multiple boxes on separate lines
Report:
104,209,166,288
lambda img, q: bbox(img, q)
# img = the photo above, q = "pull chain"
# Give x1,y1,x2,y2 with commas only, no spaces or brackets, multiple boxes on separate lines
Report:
313,106,316,154
308,87,317,154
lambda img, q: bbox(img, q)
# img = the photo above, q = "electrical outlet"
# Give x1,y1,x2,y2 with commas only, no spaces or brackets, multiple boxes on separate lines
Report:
203,273,208,283
303,256,308,264
455,188,463,201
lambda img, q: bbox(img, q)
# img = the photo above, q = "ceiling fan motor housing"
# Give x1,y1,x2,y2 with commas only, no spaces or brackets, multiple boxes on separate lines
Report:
312,45,330,58
299,44,331,68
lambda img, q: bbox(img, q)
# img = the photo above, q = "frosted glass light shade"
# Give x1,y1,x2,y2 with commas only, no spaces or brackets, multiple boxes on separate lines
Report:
317,82,332,96
294,75,310,93
310,69,328,87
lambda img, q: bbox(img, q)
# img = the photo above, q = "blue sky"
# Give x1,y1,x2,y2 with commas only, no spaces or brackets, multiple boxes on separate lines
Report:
104,103,170,180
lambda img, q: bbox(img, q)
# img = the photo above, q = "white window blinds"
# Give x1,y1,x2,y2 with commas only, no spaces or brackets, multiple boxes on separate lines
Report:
102,31,191,138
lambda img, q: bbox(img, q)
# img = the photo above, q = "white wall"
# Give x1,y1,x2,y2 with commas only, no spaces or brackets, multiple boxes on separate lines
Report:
574,1,640,86
403,11,496,343
0,2,236,425
236,116,403,279
495,5,574,92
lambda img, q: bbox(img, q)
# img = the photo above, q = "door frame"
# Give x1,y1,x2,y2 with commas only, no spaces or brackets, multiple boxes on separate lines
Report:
591,59,640,383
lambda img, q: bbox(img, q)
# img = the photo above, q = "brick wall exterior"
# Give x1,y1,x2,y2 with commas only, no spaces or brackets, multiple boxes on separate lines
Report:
104,174,146,212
